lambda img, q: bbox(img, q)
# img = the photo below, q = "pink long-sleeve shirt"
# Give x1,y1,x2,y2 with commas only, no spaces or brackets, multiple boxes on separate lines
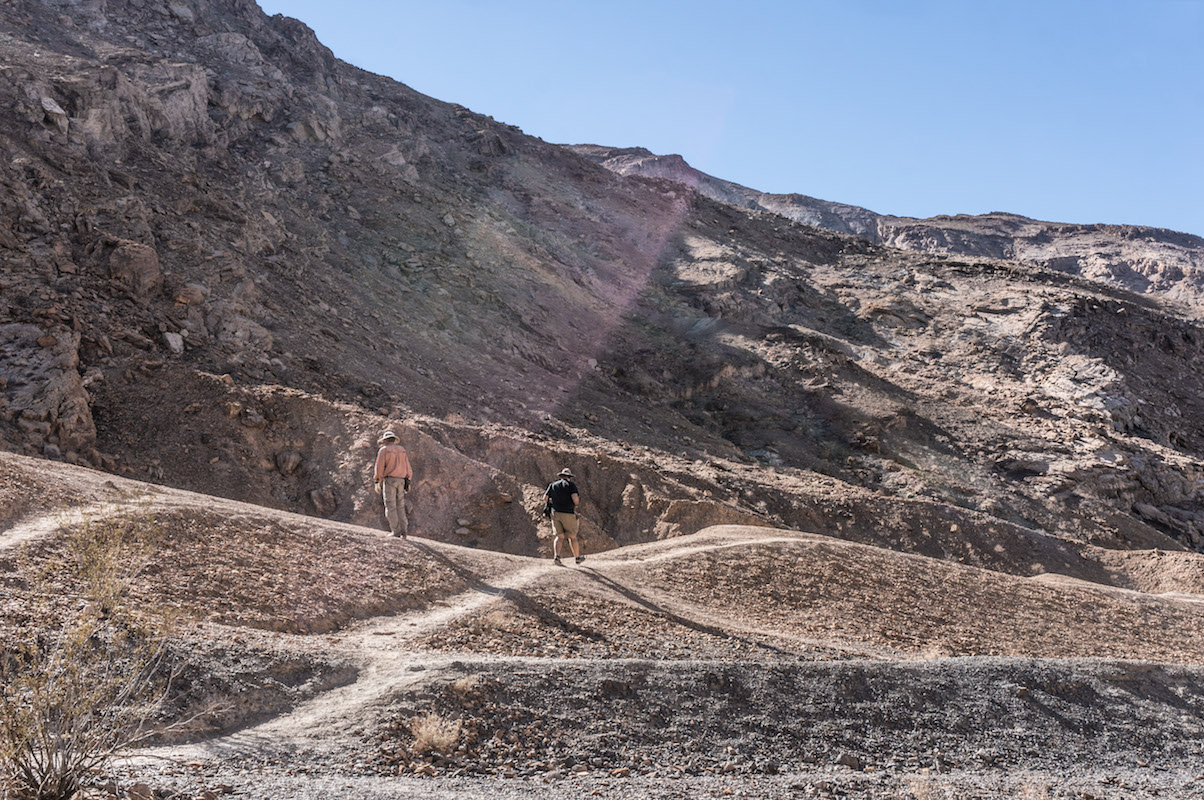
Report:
374,444,413,482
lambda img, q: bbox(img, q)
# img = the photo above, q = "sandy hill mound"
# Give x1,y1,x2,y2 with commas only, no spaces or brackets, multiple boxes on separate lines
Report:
6,455,1204,797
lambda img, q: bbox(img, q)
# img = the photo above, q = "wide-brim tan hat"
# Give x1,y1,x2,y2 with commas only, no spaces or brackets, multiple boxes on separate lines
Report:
378,430,399,444
558,468,575,478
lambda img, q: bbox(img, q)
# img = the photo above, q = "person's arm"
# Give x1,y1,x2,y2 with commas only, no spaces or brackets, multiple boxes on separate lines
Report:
571,493,580,513
373,449,386,484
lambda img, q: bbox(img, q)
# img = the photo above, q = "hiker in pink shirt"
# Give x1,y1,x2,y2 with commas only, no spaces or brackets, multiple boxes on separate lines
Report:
373,430,413,538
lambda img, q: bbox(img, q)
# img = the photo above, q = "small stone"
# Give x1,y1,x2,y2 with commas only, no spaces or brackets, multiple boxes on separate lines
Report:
127,784,153,800
276,450,303,475
610,767,631,777
442,213,456,227
239,408,266,428
36,334,58,348
835,752,863,770
174,284,209,305
455,527,471,536
163,331,184,355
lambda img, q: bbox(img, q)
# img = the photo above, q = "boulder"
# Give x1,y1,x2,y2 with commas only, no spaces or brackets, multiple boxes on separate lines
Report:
107,240,161,296
207,304,274,351
309,487,338,516
40,97,69,134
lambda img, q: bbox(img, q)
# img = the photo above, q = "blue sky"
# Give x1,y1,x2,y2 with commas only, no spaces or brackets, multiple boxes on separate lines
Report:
259,1,1203,236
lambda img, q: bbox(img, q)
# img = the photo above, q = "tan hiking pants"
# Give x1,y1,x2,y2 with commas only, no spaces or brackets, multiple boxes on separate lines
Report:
381,476,408,536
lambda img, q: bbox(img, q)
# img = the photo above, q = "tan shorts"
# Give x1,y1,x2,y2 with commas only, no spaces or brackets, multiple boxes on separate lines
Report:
551,511,579,538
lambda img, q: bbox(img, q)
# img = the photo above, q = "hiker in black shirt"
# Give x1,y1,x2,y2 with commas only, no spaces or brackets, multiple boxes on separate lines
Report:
545,468,583,565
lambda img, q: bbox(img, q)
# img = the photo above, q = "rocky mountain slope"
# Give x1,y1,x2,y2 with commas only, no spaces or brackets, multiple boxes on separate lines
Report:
3,0,1204,565
572,145,1204,310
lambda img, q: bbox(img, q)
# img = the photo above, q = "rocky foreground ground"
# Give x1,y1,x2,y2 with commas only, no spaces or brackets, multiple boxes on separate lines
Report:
2,452,1203,799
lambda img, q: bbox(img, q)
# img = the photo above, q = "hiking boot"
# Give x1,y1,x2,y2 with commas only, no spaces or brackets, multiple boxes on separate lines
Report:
554,556,563,566
575,555,585,564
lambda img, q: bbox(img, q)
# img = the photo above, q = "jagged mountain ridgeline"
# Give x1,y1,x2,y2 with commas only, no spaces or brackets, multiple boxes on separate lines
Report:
6,1,1204,797
572,145,1204,308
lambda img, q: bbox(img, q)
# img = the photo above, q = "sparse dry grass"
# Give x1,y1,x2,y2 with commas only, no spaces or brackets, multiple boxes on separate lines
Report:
899,774,1053,800
1,512,176,800
409,712,461,755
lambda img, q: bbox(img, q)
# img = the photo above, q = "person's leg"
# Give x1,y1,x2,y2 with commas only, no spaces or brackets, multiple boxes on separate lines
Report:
394,481,408,537
563,513,582,560
383,478,405,537
551,514,565,560
382,479,398,534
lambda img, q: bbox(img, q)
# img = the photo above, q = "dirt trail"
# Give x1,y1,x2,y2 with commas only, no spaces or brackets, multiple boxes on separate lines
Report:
133,530,834,765
139,557,562,761
0,501,134,551
138,522,1204,768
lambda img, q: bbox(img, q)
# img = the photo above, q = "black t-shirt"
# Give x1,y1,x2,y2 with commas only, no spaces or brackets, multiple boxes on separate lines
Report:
545,479,579,513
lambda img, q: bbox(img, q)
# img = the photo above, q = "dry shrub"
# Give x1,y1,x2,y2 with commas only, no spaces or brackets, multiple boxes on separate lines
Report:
1017,780,1052,800
901,774,953,800
451,674,482,699
410,712,462,755
0,512,180,800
